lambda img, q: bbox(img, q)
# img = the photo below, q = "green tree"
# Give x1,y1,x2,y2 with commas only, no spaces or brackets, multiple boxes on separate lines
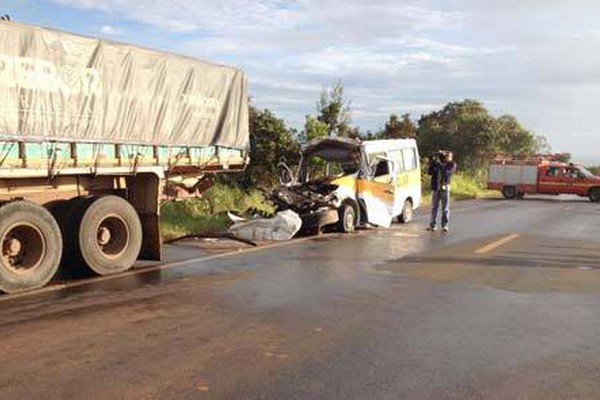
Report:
302,115,329,142
316,82,353,138
238,106,300,187
382,113,417,139
416,100,543,170
492,115,536,154
534,135,551,153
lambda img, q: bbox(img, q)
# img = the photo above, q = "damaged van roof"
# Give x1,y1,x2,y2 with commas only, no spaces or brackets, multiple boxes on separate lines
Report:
301,137,362,162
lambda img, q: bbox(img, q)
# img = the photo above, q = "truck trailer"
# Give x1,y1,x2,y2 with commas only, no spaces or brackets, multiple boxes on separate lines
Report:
0,21,249,293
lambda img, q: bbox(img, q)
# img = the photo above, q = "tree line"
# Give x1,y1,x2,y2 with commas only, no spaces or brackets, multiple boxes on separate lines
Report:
241,83,550,187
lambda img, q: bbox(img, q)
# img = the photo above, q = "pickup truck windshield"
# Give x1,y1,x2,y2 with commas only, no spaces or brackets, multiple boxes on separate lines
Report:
577,166,595,178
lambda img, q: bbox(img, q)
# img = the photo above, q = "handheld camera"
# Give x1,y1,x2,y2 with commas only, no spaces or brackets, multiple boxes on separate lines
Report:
430,150,453,163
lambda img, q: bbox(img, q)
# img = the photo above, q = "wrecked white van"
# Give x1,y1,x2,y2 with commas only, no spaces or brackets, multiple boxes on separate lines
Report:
273,137,422,233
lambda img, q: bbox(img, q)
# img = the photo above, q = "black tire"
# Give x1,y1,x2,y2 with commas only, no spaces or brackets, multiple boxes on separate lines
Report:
398,199,413,224
337,203,356,233
589,188,600,202
49,197,92,278
501,185,517,199
73,196,142,275
0,201,62,293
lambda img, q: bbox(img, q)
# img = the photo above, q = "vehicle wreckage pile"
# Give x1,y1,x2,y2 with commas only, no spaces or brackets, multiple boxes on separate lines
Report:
272,179,339,215
270,179,342,234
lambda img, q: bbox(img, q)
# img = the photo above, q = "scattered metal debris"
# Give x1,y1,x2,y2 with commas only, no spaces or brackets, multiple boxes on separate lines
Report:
164,232,258,247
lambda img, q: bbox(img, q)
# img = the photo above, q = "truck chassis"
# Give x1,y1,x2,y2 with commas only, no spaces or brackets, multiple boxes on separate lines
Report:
0,139,246,293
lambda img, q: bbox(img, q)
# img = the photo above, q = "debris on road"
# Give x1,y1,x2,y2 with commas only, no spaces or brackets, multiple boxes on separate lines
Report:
227,210,302,241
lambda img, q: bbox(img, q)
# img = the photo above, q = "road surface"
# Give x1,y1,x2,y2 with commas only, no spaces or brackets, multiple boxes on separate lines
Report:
2,196,600,399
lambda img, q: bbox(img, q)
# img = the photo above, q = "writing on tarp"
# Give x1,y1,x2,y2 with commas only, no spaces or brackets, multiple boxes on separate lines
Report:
0,55,102,96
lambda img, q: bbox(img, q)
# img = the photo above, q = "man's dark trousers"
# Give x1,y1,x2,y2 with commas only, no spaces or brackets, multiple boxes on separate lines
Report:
430,189,450,228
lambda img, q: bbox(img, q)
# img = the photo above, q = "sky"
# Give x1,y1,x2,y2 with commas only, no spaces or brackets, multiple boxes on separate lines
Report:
2,0,600,162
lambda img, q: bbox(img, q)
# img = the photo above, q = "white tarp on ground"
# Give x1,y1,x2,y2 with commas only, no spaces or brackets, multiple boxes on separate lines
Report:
0,21,249,149
228,210,302,241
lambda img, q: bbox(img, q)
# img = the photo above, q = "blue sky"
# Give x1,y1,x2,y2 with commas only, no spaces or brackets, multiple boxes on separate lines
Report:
3,0,600,161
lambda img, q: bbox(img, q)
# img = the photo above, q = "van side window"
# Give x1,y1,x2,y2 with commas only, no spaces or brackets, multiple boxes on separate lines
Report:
374,160,389,177
389,150,405,172
402,148,417,171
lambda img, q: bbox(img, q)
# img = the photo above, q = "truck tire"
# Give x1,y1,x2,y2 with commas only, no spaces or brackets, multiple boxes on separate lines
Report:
74,196,142,275
398,199,413,224
49,197,92,278
0,201,62,293
589,188,600,202
501,185,517,199
337,203,356,233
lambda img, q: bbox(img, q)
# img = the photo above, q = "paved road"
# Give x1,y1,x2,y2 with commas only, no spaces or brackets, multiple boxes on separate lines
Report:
2,196,600,399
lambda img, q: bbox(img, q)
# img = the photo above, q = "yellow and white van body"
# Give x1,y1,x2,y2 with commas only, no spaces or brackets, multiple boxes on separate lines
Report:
330,139,422,228
276,137,422,233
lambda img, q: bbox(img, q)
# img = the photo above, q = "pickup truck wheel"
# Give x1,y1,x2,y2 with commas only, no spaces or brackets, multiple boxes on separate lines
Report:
337,203,356,233
0,201,62,293
76,196,142,275
398,200,413,224
501,185,517,199
589,188,600,202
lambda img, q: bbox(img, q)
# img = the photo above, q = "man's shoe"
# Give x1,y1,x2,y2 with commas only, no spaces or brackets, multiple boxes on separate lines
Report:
442,226,449,233
427,226,437,232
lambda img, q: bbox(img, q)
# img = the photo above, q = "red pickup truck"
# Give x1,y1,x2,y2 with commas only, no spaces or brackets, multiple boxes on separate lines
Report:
487,156,600,202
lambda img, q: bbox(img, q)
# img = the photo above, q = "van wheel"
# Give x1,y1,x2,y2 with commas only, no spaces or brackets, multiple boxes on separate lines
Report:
398,200,413,224
502,186,517,199
337,203,356,233
589,188,600,202
0,201,62,293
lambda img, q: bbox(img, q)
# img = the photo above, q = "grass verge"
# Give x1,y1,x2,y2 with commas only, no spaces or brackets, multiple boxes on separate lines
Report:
161,183,274,242
421,172,494,206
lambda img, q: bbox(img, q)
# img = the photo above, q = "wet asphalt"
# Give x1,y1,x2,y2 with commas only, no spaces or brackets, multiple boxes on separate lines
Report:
2,196,600,399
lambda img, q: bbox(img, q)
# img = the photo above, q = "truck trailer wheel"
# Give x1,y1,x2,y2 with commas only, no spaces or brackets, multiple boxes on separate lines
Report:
337,203,356,233
589,188,600,202
74,196,142,276
0,201,62,293
501,185,517,199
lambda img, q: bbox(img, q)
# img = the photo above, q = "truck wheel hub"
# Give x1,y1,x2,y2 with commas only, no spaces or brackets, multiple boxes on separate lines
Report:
95,215,129,259
1,224,46,273
97,227,112,246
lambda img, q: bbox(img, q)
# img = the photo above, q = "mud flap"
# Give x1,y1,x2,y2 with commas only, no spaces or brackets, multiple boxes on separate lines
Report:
127,173,162,261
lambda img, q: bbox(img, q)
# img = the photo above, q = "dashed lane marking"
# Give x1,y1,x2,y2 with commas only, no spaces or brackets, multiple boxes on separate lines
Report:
474,233,520,255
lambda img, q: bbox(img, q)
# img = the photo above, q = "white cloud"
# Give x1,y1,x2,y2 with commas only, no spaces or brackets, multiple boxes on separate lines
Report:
49,0,600,158
99,24,122,36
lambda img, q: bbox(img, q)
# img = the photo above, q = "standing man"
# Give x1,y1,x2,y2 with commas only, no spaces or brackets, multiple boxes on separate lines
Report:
428,151,457,232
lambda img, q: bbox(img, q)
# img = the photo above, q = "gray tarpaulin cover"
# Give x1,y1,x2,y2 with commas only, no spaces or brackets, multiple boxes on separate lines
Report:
0,21,249,149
